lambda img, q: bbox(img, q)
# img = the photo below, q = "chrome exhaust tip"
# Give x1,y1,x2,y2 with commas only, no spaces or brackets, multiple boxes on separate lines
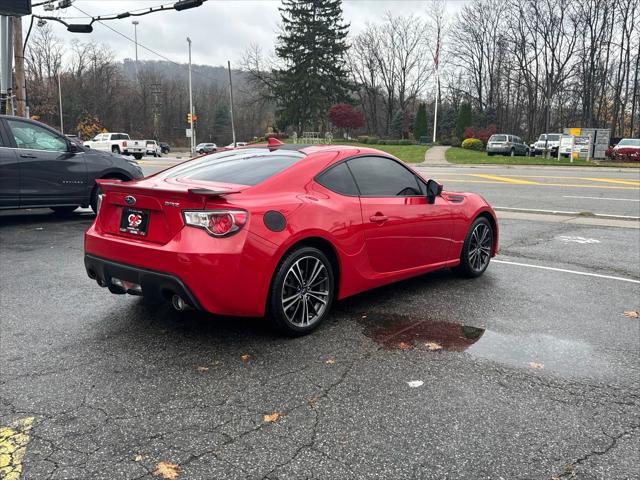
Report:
171,294,191,311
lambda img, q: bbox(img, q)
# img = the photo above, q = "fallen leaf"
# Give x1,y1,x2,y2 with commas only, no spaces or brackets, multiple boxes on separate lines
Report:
153,461,180,479
263,412,282,423
564,464,574,474
134,454,144,462
325,359,335,364
196,366,209,372
528,362,544,369
623,310,639,319
407,380,424,388
396,341,412,350
425,342,443,351
240,354,251,363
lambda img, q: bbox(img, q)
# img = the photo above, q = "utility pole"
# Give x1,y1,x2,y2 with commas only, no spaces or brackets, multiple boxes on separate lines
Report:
0,15,13,114
187,37,194,154
12,16,26,117
58,71,63,133
227,60,236,146
132,20,139,78
151,82,162,140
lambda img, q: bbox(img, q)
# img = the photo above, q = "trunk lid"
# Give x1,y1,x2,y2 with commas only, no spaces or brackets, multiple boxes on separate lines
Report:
96,177,249,245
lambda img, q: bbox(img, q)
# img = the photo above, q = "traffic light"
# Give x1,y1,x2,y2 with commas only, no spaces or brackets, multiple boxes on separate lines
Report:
187,113,198,124
187,113,192,124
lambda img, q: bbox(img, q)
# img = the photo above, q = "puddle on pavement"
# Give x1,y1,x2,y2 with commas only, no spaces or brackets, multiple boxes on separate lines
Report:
359,313,609,378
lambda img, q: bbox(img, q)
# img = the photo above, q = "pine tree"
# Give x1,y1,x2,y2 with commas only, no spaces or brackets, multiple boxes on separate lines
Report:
274,0,351,132
455,103,472,139
413,103,428,141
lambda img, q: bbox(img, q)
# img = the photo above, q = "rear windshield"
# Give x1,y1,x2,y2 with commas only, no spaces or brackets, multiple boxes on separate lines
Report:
539,134,560,141
489,135,507,142
159,148,304,186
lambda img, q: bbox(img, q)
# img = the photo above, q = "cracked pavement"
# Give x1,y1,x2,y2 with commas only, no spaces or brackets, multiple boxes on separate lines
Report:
1,165,639,480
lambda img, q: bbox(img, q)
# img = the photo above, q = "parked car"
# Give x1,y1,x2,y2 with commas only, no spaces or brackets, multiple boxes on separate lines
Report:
84,132,147,160
145,140,162,157
84,139,499,336
611,138,640,161
0,115,143,213
532,133,562,156
196,143,217,154
159,142,171,154
486,134,529,156
226,142,248,148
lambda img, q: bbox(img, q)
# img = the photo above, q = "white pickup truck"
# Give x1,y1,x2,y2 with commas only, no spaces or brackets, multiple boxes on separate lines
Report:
84,132,146,160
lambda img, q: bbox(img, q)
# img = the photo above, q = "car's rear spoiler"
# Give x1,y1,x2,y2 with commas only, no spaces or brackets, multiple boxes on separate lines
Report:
96,179,243,198
187,188,242,197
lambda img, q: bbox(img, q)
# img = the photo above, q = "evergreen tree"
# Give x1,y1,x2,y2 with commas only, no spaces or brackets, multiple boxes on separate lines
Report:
455,103,472,139
413,103,428,141
274,0,351,131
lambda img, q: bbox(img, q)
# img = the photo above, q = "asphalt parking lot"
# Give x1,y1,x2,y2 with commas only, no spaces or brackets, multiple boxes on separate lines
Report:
1,162,639,479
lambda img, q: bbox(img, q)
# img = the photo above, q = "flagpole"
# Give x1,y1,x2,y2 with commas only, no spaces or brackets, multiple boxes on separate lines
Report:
431,23,440,144
432,68,439,143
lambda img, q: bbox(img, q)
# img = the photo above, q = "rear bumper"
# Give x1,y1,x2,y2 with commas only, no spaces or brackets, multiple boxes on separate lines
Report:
85,254,202,309
84,224,279,316
486,146,510,153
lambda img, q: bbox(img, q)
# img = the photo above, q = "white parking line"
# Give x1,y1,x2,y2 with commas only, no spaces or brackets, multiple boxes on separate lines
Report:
493,259,640,284
495,206,640,221
562,195,640,202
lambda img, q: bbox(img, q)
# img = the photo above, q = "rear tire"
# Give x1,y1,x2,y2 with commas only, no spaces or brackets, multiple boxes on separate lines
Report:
268,247,335,336
111,146,120,154
51,206,78,215
133,154,143,160
454,217,493,278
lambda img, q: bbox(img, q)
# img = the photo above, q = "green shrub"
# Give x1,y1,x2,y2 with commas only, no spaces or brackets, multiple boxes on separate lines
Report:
461,138,484,151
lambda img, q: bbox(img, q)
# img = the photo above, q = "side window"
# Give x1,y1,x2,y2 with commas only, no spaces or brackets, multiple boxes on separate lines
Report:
6,120,67,152
316,162,359,196
347,156,421,197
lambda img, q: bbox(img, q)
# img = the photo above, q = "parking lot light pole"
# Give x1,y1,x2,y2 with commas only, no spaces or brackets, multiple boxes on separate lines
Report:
187,36,194,155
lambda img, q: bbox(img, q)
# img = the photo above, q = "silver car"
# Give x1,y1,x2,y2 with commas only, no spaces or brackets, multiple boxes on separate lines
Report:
486,134,530,156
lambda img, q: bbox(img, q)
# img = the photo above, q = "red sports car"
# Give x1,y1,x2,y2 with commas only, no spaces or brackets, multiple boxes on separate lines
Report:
84,139,498,335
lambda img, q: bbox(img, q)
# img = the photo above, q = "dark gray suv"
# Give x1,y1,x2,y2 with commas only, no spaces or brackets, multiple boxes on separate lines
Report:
0,115,144,214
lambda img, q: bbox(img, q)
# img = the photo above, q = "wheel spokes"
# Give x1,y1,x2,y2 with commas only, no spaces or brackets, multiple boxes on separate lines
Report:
282,256,330,326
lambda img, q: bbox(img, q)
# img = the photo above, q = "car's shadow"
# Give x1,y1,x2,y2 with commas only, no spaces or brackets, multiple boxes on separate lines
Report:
0,208,95,227
97,267,492,349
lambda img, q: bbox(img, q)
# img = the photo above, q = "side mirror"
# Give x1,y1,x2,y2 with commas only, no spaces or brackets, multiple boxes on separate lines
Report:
68,141,82,154
426,179,443,204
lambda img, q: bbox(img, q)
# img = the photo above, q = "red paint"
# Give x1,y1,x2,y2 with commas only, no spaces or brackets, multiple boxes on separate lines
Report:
85,145,499,317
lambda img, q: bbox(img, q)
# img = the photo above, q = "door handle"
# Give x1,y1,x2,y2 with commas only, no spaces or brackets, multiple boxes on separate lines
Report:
369,213,388,223
20,153,37,158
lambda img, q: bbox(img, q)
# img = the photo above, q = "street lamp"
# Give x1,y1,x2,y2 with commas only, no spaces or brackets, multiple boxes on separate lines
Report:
187,36,195,155
132,20,139,77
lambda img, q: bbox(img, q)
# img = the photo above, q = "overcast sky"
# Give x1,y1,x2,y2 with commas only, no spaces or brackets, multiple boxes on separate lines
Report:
30,0,467,67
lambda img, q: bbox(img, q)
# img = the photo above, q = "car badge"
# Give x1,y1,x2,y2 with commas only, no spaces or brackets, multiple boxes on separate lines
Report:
124,195,136,206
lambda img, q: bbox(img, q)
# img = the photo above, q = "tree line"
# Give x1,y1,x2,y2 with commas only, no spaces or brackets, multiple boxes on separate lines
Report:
20,0,640,145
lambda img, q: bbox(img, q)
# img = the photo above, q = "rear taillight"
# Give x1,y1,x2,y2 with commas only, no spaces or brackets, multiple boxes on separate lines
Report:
183,210,248,237
123,140,128,147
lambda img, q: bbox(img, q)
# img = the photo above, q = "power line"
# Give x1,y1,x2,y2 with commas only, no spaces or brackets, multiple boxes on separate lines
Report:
71,4,212,79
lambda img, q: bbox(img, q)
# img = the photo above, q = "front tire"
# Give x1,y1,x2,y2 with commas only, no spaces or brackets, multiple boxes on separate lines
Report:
268,247,335,336
455,217,493,278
